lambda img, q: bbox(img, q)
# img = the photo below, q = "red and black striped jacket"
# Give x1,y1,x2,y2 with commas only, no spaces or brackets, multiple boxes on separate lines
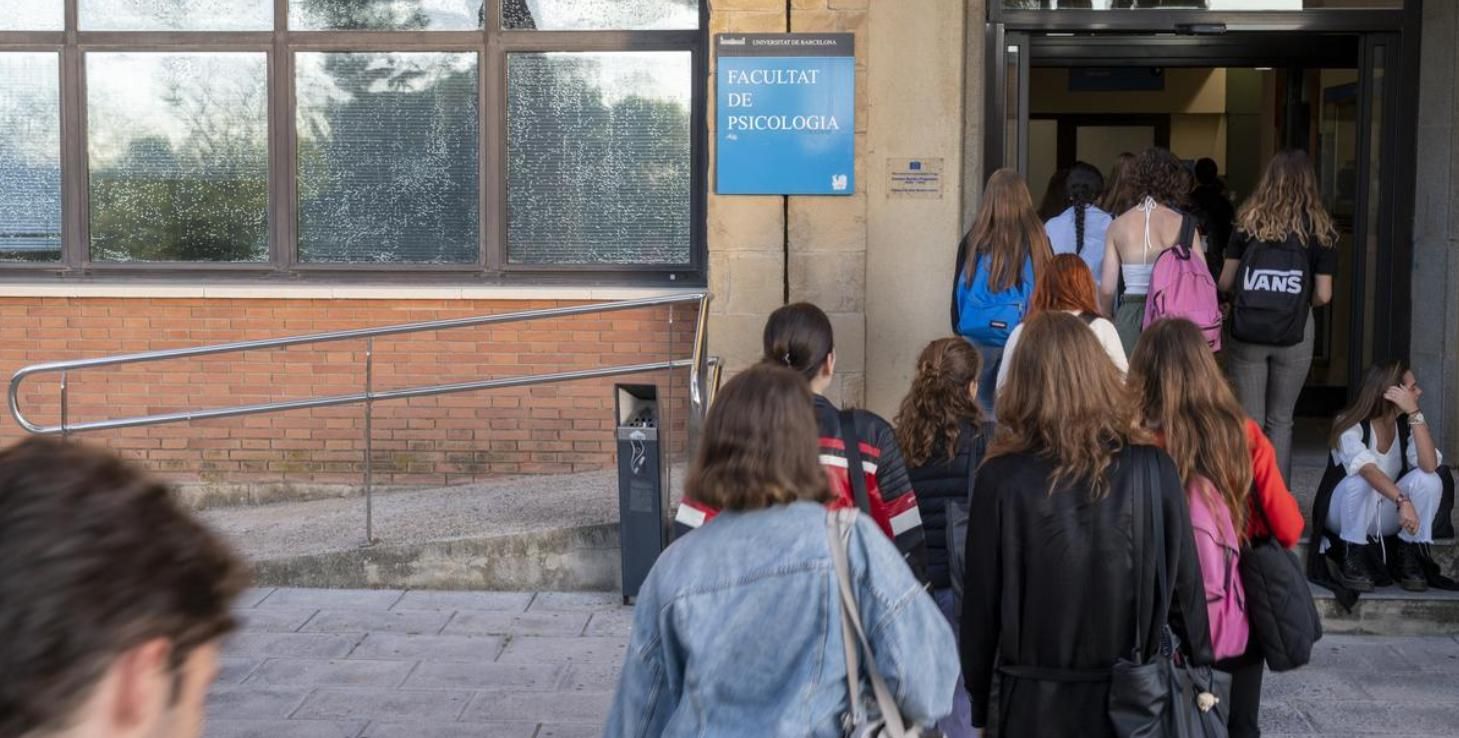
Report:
675,395,929,583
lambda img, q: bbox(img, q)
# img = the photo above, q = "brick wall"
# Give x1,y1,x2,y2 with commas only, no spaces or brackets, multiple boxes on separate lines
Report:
0,297,698,497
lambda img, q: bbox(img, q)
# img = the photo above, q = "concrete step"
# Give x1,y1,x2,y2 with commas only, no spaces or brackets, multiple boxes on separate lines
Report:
1313,584,1459,636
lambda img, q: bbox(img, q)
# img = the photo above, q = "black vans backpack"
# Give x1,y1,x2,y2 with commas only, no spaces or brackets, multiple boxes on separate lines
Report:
1230,234,1311,346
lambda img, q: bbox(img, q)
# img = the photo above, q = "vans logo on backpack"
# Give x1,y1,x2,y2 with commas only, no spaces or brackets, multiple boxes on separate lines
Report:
1242,268,1304,294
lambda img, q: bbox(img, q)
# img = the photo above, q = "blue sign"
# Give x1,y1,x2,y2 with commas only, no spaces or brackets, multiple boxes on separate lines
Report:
716,34,855,196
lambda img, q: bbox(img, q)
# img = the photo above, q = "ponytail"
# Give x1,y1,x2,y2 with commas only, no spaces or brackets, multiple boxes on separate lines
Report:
1074,203,1088,256
761,303,835,382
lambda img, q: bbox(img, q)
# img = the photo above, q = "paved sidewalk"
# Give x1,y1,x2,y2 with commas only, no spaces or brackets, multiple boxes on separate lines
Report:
209,588,630,738
210,588,1459,738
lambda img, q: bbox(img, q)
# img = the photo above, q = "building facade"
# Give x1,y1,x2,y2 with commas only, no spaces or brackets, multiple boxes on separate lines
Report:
1,0,1455,501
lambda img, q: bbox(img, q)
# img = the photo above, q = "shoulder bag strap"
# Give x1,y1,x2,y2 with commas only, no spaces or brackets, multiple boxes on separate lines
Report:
1129,447,1148,659
827,509,911,737
840,409,872,515
1145,449,1172,635
1175,213,1197,259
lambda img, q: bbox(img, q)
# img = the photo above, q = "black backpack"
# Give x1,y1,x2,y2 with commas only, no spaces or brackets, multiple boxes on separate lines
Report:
1230,234,1311,346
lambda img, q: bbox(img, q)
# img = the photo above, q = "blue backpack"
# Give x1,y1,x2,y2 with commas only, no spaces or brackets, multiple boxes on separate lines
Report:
955,255,1035,347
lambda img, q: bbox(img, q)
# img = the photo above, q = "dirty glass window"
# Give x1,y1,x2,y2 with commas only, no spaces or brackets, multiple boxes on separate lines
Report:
291,0,483,30
80,0,272,31
296,52,479,264
503,0,698,30
507,52,692,266
87,53,270,262
1,1,64,30
0,53,62,262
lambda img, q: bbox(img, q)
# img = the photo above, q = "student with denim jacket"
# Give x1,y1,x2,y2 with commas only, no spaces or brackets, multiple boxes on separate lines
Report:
604,364,958,738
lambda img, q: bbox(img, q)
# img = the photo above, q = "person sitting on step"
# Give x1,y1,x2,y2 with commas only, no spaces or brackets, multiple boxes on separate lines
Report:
1309,360,1449,597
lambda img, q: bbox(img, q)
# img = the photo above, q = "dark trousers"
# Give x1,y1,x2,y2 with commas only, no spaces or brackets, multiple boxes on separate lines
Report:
1215,638,1265,738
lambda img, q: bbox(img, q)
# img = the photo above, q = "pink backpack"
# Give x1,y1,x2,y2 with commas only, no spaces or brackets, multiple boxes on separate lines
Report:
1187,476,1249,661
1142,213,1223,350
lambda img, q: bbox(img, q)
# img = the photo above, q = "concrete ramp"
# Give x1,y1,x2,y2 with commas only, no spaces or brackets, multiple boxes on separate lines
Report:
204,467,684,592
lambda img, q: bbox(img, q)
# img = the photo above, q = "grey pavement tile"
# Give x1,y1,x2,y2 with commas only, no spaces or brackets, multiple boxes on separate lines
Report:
495,637,628,666
1383,636,1459,671
205,687,310,720
392,591,534,612
359,723,536,738
1255,701,1317,734
403,661,562,691
1296,700,1459,735
529,592,624,611
237,607,319,633
261,588,404,610
294,689,474,721
348,633,504,662
301,609,452,636
582,608,635,638
461,691,614,723
1346,670,1459,703
216,658,263,686
1301,637,1413,672
441,610,590,638
247,659,418,689
556,660,623,693
235,588,277,609
1261,669,1373,702
534,725,605,738
224,632,363,660
205,720,365,738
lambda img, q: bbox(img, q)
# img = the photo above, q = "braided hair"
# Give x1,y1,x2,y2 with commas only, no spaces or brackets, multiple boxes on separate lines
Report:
893,338,984,468
1064,161,1105,257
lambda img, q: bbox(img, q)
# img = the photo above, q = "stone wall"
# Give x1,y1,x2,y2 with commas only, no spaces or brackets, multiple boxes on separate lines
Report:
708,0,976,416
1411,0,1459,457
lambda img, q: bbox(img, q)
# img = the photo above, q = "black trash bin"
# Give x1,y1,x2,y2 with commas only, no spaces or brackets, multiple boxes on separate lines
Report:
615,384,670,604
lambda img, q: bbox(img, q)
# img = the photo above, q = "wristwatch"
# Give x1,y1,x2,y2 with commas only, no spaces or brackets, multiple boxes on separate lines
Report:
1397,493,1412,506
1410,411,1427,426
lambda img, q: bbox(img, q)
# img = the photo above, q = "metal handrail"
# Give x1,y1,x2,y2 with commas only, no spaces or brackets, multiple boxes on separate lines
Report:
9,291,714,544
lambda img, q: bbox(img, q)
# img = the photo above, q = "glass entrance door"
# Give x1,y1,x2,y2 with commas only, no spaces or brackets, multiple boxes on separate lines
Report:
984,29,1407,405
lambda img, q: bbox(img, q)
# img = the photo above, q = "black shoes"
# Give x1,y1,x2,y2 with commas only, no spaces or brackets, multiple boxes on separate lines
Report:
1336,541,1376,593
1395,541,1430,592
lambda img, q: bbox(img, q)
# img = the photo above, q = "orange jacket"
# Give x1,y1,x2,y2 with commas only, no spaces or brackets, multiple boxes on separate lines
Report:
1244,419,1305,548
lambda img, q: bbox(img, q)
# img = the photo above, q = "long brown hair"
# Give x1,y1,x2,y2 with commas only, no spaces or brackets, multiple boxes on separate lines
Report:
894,338,984,468
685,364,832,510
1236,149,1339,247
1128,319,1253,537
990,312,1148,497
1330,359,1409,447
1029,253,1101,317
964,168,1051,292
1100,151,1139,215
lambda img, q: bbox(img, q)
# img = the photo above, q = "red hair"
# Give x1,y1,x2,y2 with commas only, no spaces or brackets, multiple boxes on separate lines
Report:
1029,253,1100,317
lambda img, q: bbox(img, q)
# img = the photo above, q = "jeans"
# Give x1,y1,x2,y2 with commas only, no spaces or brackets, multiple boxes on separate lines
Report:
972,343,1002,420
933,588,976,738
1215,636,1265,738
1226,314,1314,484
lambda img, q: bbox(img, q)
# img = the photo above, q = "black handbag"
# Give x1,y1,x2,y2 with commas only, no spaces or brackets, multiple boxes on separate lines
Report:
1238,501,1322,672
1109,448,1232,738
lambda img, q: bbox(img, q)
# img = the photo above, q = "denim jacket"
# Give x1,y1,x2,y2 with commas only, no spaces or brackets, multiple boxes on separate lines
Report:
603,501,958,738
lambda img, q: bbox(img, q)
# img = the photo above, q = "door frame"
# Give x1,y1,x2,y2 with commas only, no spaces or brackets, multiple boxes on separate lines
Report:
983,4,1422,392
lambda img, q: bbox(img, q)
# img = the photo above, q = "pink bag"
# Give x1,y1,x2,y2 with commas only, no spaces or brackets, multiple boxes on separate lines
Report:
1188,476,1249,661
1143,214,1223,350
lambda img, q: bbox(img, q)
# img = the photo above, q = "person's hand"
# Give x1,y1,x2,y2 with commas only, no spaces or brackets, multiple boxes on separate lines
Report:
1384,385,1422,415
1399,499,1420,535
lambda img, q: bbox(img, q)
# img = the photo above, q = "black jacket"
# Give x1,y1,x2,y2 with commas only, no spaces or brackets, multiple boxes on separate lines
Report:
906,421,991,590
961,446,1213,735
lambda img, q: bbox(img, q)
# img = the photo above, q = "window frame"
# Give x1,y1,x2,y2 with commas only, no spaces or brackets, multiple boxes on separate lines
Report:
0,0,708,284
